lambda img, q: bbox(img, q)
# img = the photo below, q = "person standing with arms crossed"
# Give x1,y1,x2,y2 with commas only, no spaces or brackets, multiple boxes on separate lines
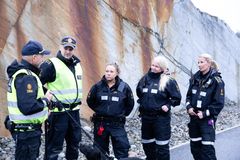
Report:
40,36,83,160
186,53,225,160
87,63,134,159
5,40,53,160
136,55,181,160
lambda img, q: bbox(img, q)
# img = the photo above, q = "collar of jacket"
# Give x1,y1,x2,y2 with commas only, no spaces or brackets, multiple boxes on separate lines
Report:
147,69,163,79
101,75,121,89
194,68,218,84
20,59,40,75
56,51,80,66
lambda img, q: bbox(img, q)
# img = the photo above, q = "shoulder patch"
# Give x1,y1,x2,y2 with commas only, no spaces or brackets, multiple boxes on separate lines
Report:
220,88,224,96
26,83,33,93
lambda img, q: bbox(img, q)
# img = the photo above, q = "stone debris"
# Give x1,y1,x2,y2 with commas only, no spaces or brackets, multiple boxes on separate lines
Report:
0,100,239,159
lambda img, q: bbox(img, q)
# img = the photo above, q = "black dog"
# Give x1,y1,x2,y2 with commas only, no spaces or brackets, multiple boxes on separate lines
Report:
79,143,142,160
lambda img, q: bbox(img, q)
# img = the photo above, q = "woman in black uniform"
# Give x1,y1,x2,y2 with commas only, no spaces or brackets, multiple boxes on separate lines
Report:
87,63,134,159
136,55,182,160
186,53,225,160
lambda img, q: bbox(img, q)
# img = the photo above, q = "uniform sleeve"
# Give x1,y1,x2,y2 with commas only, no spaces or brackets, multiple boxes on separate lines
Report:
208,77,225,117
166,78,182,107
185,78,193,110
136,76,145,102
15,75,45,115
124,84,135,116
86,84,98,111
39,59,56,85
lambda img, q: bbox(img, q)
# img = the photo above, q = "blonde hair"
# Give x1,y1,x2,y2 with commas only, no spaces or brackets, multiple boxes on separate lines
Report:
152,56,170,91
153,55,169,71
199,53,219,71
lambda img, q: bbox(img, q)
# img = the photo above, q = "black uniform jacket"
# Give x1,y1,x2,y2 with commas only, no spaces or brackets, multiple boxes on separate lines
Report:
87,76,134,117
136,70,182,113
7,59,45,115
186,69,225,119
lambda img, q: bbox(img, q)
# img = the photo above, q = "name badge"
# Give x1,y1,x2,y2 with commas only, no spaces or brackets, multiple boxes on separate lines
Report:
197,100,202,108
101,96,108,100
200,91,206,97
151,89,158,94
143,88,148,93
192,89,197,94
206,79,212,85
112,96,119,102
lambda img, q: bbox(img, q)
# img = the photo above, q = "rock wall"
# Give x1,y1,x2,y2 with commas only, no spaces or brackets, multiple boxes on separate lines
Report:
0,0,239,136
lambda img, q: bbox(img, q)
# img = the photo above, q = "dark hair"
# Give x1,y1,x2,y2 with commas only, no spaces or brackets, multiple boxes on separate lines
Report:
106,62,120,74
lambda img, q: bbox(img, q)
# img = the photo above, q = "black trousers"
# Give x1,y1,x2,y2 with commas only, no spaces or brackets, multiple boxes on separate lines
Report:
12,130,42,160
45,110,81,160
141,115,171,160
93,121,130,159
188,117,216,160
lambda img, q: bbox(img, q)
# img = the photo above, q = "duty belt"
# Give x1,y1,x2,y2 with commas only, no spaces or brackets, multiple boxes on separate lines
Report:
91,115,126,123
14,123,42,132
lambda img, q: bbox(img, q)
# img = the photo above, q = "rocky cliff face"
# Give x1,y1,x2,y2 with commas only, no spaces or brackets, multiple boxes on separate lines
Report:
0,0,239,136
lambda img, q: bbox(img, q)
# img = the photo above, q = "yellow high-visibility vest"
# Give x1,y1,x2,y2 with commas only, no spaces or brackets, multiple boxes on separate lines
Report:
47,57,82,112
7,69,48,124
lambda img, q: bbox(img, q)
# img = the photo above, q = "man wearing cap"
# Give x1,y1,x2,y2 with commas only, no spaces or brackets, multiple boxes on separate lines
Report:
40,36,83,160
5,40,53,160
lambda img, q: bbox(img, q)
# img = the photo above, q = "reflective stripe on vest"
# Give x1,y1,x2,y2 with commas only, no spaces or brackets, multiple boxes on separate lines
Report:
47,57,82,112
7,69,48,124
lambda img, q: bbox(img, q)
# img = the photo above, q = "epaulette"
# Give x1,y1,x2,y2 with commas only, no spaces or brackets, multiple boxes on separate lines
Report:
169,75,174,80
45,59,52,65
214,76,222,83
117,81,126,92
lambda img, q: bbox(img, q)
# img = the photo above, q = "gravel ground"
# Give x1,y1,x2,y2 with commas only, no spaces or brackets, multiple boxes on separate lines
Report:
0,99,239,160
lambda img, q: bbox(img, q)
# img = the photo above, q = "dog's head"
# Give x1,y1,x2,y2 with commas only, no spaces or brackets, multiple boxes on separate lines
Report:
80,143,102,160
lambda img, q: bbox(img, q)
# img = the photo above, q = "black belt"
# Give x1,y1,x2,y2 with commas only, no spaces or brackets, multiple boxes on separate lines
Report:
60,102,81,110
139,108,169,116
14,123,41,131
91,115,125,123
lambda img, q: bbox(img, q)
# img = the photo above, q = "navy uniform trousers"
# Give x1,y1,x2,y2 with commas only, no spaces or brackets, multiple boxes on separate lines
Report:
12,130,42,160
188,117,216,160
45,110,81,160
141,115,171,160
93,121,130,159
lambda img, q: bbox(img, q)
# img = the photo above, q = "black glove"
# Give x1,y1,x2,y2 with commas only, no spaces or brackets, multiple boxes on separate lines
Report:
51,101,63,111
56,101,63,111
47,101,54,110
4,115,14,132
42,98,53,109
